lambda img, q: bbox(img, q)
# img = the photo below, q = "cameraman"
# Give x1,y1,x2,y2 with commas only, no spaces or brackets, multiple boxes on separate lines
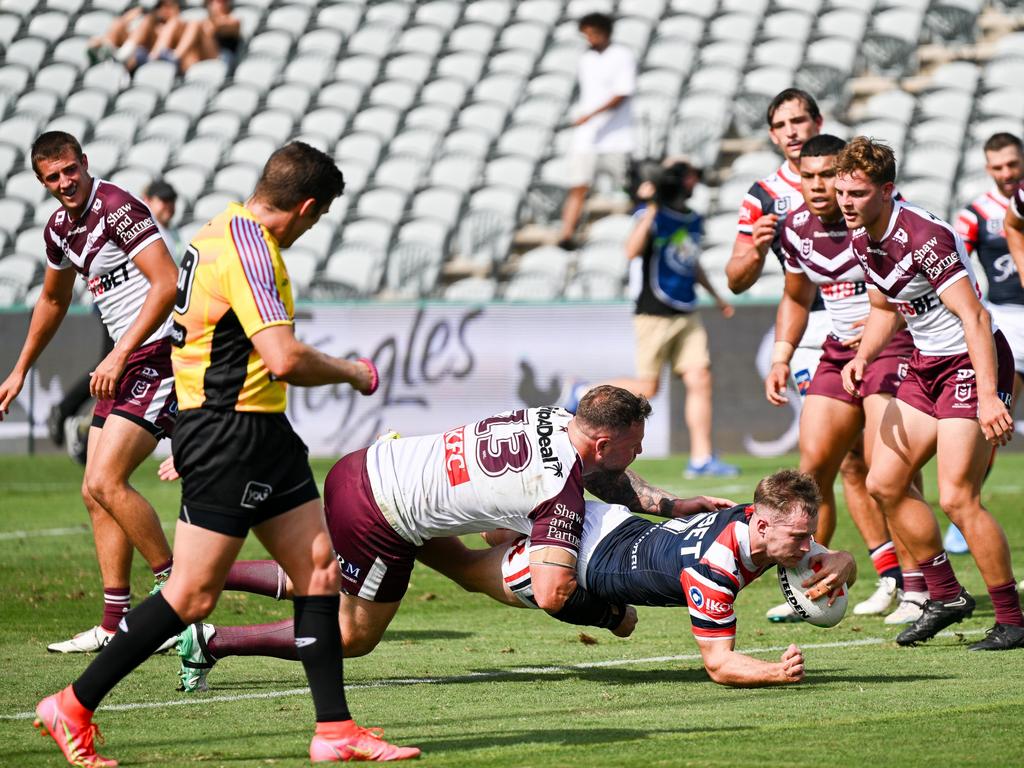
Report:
569,161,738,478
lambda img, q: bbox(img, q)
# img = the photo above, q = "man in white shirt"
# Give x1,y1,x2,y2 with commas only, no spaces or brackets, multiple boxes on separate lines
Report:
557,12,636,249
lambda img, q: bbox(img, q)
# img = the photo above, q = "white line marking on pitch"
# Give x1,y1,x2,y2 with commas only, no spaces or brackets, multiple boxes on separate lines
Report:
0,630,985,721
0,522,176,541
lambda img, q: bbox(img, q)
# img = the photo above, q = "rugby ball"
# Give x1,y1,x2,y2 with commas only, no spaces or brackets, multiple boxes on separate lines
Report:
777,541,848,628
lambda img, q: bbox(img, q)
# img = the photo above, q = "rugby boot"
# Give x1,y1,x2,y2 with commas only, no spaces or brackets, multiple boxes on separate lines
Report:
853,576,898,615
310,725,421,762
177,622,217,692
765,601,801,623
47,626,114,654
968,623,1024,651
896,588,975,646
34,687,118,767
884,591,927,625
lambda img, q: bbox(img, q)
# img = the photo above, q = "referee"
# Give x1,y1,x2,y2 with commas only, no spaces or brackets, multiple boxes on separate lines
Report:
34,142,420,765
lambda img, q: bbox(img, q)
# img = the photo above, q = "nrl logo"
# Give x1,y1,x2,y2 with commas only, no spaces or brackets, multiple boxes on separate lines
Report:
801,239,813,256
774,198,789,214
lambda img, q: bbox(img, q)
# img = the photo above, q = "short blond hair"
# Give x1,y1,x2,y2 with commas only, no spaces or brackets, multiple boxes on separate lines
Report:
834,136,896,186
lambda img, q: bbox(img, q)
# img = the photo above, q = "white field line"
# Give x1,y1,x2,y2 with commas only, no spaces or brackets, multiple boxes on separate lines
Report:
0,630,985,721
0,522,176,541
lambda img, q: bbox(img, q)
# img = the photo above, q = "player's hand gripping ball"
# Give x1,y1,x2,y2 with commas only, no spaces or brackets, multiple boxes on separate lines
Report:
777,541,848,627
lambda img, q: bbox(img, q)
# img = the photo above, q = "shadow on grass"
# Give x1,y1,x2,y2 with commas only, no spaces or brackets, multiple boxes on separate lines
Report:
418,724,751,753
383,629,475,642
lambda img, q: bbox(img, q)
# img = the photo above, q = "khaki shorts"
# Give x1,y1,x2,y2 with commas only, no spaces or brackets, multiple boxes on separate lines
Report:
567,152,628,188
634,313,710,379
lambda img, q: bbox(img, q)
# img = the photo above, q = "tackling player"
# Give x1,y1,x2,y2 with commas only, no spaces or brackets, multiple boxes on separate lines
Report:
168,390,680,689
764,134,925,624
0,132,178,654
726,89,874,622
836,137,1024,651
33,142,418,766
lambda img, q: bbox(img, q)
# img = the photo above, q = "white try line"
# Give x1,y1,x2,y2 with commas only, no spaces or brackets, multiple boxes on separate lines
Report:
0,630,985,721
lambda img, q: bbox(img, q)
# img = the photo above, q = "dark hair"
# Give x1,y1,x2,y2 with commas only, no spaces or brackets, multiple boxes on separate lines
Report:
754,469,821,522
834,136,897,185
31,131,85,175
252,141,345,211
983,132,1023,154
576,385,651,433
145,179,178,203
578,12,613,35
800,134,846,159
655,161,699,210
766,88,821,126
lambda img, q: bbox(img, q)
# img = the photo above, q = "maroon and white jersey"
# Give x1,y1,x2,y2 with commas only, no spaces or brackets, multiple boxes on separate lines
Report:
851,201,987,356
365,407,586,556
780,205,866,341
44,179,171,345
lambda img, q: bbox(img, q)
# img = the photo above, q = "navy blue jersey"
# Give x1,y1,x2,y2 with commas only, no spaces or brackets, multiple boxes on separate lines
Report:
634,203,704,316
955,190,1024,307
585,505,769,640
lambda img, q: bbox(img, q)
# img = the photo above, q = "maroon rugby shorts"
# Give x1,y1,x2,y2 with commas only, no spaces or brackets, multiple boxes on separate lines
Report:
897,330,1015,419
92,337,177,438
807,329,914,405
323,448,418,603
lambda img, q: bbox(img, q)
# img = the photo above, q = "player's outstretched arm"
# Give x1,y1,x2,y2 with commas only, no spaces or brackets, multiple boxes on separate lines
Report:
251,324,377,393
584,469,735,518
697,637,804,687
0,266,76,418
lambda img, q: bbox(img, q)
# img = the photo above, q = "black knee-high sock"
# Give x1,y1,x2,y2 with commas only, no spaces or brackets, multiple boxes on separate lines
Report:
73,592,186,711
293,594,350,723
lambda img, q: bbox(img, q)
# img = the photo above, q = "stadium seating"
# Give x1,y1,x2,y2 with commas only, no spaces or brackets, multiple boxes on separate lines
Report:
0,0,1021,305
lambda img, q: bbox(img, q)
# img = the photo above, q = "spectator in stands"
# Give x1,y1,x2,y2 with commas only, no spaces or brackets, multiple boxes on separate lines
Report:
563,160,739,478
557,12,636,250
173,0,242,72
143,179,182,262
88,0,186,73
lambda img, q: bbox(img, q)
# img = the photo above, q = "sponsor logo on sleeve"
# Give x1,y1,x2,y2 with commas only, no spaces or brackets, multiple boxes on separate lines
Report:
443,426,470,486
544,501,582,548
241,481,273,509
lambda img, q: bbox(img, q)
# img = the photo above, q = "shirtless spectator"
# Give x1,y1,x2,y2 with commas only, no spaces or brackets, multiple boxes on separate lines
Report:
174,0,242,73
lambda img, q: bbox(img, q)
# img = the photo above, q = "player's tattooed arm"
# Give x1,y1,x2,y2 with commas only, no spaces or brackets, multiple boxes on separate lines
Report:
584,469,735,518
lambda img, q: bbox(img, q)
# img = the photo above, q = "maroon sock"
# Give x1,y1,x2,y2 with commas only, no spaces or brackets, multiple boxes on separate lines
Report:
207,619,298,661
919,551,962,603
224,560,287,599
101,587,131,633
151,558,173,581
902,570,927,594
988,580,1024,627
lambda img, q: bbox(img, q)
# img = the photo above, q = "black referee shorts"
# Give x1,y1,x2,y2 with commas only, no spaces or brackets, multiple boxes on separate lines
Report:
172,409,320,538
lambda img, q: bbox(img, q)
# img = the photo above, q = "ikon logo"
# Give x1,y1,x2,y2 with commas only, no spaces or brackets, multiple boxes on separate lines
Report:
241,481,273,509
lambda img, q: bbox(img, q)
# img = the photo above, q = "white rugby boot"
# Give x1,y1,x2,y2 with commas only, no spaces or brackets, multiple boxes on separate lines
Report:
766,601,800,622
47,625,114,653
884,591,928,625
852,576,898,615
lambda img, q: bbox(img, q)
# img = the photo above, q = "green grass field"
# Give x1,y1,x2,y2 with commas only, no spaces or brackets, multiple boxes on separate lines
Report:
2,452,1024,768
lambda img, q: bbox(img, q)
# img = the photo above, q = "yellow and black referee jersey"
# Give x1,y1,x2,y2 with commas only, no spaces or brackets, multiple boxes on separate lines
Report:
171,202,294,413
